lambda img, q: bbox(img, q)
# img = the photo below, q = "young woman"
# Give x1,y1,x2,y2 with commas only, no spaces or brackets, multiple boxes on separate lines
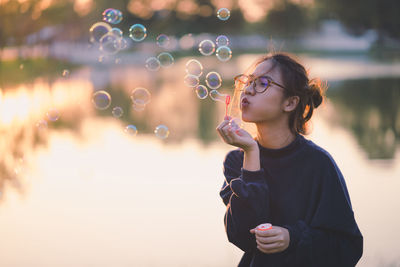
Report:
216,53,363,266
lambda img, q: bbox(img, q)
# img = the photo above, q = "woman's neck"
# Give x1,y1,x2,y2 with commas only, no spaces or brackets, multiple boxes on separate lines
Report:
255,122,296,149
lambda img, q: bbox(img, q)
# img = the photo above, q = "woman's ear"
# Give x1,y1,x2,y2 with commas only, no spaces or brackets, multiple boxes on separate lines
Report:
283,96,299,112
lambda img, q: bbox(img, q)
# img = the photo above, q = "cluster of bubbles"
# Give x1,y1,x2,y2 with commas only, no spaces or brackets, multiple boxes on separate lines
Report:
84,7,234,139
145,34,174,71
183,59,227,102
198,35,232,62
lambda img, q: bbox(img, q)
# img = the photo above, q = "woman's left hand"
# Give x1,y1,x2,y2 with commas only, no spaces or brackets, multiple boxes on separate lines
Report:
250,225,290,254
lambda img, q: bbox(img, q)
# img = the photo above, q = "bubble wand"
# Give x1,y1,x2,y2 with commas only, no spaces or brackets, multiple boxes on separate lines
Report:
225,95,231,118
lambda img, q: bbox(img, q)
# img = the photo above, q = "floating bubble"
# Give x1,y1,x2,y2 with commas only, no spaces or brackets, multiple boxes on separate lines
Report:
195,85,208,99
217,8,230,21
154,125,169,139
130,87,151,105
115,37,127,50
156,34,170,48
46,108,60,121
92,90,112,110
185,59,203,77
216,35,229,46
216,46,232,62
157,52,174,67
100,32,119,54
145,57,161,71
129,24,147,42
125,125,138,136
132,102,146,112
112,106,123,118
89,22,112,43
36,119,48,130
184,74,200,87
62,69,69,77
111,27,123,39
210,89,227,102
102,8,123,24
205,71,222,89
198,39,215,56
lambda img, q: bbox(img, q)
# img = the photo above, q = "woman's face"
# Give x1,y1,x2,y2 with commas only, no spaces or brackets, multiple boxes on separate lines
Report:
240,59,287,123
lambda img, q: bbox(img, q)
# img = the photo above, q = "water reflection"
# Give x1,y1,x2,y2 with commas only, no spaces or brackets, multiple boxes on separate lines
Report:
327,78,400,159
1,55,400,198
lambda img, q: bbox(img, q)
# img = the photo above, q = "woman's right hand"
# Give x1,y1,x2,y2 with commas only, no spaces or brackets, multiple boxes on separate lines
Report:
216,116,258,152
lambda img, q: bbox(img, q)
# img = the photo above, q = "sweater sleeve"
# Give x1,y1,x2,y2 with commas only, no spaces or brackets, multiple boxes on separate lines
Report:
219,150,271,252
282,155,363,266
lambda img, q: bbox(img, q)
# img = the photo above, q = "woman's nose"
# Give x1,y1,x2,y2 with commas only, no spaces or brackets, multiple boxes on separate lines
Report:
244,82,255,95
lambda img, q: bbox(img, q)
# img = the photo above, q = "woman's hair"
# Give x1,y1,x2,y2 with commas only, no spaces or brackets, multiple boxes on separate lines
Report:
254,52,327,135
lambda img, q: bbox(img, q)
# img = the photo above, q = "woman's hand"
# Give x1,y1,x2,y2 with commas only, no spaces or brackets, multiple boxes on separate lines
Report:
216,116,257,152
250,225,290,254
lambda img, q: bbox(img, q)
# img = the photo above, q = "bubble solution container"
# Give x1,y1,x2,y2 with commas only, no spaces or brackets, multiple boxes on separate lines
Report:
256,223,272,231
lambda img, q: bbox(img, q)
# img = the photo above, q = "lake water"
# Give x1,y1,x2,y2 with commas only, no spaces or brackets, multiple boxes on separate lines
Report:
0,53,399,266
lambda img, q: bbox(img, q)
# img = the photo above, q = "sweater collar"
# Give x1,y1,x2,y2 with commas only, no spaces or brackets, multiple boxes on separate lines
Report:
256,133,305,158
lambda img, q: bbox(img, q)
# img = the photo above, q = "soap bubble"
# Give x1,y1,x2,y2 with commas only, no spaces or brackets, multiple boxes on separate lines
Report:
36,119,48,130
198,40,215,56
145,57,161,71
129,24,147,42
111,27,123,38
210,89,227,102
184,74,200,87
185,59,203,77
112,106,123,118
125,125,138,136
89,22,112,43
62,69,69,77
102,8,123,24
154,125,169,139
156,34,170,47
92,90,112,110
217,8,230,21
205,71,222,89
132,102,146,112
157,52,174,67
216,35,229,46
131,87,151,105
216,46,232,62
195,85,208,99
100,33,119,54
46,108,60,121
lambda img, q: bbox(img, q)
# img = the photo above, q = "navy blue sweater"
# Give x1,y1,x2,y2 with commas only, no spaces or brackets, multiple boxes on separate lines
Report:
220,133,363,267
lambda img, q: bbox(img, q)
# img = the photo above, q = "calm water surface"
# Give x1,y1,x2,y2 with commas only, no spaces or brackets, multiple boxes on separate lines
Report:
0,54,399,266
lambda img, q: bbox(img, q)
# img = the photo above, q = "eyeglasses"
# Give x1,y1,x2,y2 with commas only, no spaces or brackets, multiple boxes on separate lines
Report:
234,74,286,93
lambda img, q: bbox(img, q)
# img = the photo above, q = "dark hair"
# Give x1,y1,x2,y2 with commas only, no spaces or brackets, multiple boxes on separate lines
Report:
255,52,326,135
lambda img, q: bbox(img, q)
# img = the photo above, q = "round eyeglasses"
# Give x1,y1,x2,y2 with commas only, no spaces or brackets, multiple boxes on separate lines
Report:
234,74,286,93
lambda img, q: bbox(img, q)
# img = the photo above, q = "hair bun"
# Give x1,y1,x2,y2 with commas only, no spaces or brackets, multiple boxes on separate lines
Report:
307,80,324,108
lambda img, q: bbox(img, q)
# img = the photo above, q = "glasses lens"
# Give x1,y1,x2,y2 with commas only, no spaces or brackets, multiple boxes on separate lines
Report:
255,77,270,92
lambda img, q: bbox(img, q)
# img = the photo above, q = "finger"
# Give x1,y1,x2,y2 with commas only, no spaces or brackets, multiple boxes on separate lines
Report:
256,240,280,250
255,228,280,237
249,229,255,234
216,120,230,132
257,235,281,244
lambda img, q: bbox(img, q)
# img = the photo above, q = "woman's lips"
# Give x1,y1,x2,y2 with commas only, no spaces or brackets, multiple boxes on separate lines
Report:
241,97,250,108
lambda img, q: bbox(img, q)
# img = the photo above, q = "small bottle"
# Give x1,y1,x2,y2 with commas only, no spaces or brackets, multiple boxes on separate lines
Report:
256,223,272,231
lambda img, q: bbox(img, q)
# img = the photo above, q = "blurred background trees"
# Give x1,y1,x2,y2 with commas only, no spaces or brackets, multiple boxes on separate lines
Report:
0,0,399,48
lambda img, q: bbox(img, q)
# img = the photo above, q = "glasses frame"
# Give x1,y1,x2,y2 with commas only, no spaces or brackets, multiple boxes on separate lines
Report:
234,74,286,93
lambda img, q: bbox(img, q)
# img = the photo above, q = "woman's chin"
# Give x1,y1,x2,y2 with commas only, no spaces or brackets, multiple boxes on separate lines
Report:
241,113,253,123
